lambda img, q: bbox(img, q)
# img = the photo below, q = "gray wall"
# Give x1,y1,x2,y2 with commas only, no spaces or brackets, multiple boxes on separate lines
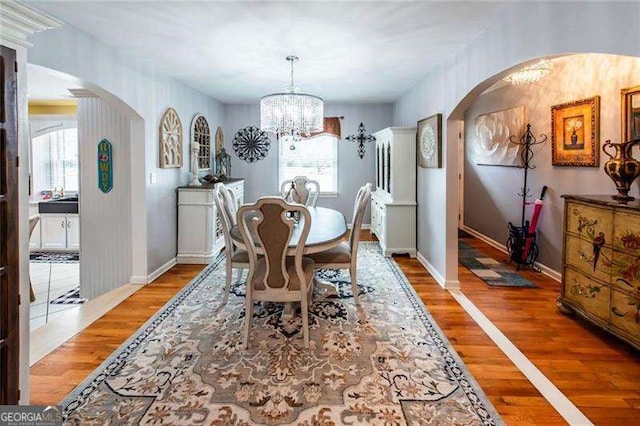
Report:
223,102,393,223
464,54,640,272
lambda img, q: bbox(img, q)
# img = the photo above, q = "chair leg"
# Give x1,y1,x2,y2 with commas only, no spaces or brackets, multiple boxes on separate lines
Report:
235,267,243,283
350,264,360,305
244,299,254,349
223,258,232,304
300,294,310,348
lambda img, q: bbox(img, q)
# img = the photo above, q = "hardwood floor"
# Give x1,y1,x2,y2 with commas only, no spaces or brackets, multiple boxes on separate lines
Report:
29,233,640,425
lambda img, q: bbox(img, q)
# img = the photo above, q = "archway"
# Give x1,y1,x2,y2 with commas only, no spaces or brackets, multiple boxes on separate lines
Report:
25,65,147,367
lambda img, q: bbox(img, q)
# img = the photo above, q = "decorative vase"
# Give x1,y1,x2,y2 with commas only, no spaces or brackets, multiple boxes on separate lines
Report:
603,139,640,201
571,130,578,145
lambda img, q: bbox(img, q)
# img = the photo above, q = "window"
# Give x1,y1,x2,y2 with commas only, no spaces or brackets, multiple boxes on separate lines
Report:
31,128,79,194
278,135,338,194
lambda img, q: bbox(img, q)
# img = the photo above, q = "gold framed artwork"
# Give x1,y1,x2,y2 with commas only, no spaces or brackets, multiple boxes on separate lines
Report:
417,113,442,168
621,85,640,142
551,96,600,167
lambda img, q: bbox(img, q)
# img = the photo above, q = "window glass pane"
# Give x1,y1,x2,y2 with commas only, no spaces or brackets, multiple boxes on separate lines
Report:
31,128,79,195
278,135,338,193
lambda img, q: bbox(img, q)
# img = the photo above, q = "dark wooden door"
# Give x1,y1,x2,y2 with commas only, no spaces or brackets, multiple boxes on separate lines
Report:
0,45,20,404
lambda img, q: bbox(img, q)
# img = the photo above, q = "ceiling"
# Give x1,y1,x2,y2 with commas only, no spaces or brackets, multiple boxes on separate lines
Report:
27,1,509,103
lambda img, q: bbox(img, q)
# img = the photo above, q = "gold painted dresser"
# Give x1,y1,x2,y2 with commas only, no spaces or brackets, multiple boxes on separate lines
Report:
559,195,640,350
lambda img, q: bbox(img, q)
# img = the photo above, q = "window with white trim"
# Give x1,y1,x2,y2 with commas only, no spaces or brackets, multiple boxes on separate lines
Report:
278,135,338,194
31,128,79,194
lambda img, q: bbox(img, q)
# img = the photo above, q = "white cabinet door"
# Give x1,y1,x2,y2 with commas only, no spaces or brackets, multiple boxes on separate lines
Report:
40,214,67,250
66,214,80,250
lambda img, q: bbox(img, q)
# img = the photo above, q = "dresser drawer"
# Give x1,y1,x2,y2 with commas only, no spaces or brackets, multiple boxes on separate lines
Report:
564,267,611,322
564,234,612,284
612,211,640,255
565,201,613,243
610,288,640,340
610,249,640,293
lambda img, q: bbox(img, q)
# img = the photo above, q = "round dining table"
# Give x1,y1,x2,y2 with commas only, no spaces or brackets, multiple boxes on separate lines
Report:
229,206,348,303
229,206,348,255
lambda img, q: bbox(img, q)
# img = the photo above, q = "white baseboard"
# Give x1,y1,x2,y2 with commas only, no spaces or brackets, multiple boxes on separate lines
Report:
462,226,561,283
131,257,177,284
348,223,370,230
416,252,460,289
147,257,177,283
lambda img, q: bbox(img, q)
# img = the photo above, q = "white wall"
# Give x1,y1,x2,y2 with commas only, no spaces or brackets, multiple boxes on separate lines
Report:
393,1,640,286
27,25,225,278
77,97,133,299
223,102,393,222
464,54,640,272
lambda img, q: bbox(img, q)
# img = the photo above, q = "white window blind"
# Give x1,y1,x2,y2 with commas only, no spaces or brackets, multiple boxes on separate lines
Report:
31,128,79,195
278,135,338,194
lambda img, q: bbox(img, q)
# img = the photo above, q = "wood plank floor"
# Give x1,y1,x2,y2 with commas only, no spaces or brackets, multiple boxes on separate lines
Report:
29,233,640,425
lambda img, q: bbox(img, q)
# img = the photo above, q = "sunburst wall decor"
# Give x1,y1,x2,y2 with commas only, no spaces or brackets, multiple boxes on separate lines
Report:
232,126,271,163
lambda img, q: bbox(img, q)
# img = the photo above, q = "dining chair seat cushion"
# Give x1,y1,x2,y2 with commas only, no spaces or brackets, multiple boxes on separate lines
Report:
308,242,352,265
252,257,315,291
231,249,249,263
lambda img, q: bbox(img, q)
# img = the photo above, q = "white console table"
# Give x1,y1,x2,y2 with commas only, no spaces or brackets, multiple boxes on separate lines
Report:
176,178,244,264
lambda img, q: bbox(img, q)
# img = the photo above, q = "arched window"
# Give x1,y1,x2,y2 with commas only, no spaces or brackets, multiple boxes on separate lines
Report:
191,114,211,170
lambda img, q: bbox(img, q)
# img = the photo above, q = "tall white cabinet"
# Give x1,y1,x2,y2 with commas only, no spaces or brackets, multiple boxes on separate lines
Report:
370,127,417,257
177,179,244,264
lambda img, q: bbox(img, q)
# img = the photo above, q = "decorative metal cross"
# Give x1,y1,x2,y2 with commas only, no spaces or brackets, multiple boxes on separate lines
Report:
346,122,376,159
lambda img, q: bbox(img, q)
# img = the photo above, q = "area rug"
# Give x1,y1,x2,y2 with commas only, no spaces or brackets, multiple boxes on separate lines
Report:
50,287,86,305
30,251,79,263
61,242,502,425
459,240,537,288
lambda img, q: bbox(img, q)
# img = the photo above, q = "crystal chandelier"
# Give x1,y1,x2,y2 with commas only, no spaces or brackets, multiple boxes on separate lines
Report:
260,56,323,140
503,61,553,85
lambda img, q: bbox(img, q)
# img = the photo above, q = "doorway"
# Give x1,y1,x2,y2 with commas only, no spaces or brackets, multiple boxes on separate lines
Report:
27,65,82,329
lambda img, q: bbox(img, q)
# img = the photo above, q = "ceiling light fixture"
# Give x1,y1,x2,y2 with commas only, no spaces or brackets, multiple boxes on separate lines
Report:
260,55,323,140
503,61,553,85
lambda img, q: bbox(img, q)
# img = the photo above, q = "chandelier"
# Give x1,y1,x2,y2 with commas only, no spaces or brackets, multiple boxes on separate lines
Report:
260,56,323,140
503,61,553,85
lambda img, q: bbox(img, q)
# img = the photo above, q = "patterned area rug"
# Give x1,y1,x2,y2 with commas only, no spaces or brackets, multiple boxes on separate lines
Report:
61,243,502,425
50,287,86,305
459,240,537,288
30,251,79,263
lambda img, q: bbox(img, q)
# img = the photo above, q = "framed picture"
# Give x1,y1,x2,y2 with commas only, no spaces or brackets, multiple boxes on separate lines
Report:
621,85,640,142
473,106,525,167
551,96,600,167
417,113,442,168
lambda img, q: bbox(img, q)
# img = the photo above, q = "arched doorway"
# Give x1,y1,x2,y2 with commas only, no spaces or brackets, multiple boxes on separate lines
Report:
26,64,146,359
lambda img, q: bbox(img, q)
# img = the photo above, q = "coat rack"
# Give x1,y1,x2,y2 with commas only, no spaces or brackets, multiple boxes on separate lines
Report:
507,123,547,268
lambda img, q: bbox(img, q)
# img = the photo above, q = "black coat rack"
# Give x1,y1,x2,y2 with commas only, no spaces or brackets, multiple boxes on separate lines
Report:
507,123,547,268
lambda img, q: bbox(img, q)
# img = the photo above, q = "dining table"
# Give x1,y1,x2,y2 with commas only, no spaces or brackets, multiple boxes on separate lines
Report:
229,206,348,300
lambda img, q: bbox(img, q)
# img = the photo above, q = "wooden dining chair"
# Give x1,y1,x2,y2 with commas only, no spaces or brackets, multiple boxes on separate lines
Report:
213,183,249,304
308,183,371,305
237,197,315,348
280,176,320,207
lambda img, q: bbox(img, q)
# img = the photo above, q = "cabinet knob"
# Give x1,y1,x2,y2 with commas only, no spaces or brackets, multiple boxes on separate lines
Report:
61,220,65,228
